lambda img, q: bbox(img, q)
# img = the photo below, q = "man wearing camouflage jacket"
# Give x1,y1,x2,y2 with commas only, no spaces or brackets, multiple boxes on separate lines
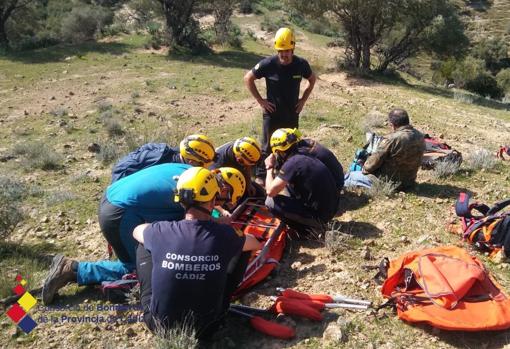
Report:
344,109,425,190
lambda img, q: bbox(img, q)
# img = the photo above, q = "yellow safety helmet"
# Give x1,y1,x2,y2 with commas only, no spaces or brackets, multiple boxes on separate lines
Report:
233,137,262,166
179,134,216,167
270,128,302,154
213,167,246,205
174,167,220,205
274,27,295,51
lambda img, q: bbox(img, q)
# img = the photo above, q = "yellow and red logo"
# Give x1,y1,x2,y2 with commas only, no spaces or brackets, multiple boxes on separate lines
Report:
5,274,38,333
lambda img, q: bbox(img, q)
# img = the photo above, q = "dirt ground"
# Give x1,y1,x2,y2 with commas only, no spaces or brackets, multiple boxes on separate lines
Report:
1,20,510,349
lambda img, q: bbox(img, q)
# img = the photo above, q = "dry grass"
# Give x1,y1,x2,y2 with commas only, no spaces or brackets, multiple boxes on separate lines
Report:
432,159,461,179
153,315,199,349
464,148,496,170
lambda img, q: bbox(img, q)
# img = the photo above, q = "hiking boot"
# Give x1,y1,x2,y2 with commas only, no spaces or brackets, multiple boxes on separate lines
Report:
42,254,77,305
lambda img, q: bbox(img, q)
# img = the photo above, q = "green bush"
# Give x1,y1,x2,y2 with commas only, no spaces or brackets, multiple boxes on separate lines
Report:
61,4,113,43
366,177,399,199
465,72,504,99
145,21,166,49
472,36,508,72
203,23,243,48
96,142,120,165
260,14,288,33
240,0,254,14
431,58,457,86
464,148,496,170
103,118,124,137
452,56,485,88
13,141,63,171
496,68,510,92
289,10,340,37
0,176,28,238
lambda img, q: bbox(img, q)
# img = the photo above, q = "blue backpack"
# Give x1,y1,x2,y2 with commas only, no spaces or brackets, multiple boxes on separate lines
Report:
111,143,181,183
349,133,384,172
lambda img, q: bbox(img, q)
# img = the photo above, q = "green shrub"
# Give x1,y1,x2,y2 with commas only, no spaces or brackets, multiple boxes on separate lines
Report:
465,72,504,99
50,106,68,117
96,142,120,165
203,23,242,48
103,118,124,137
96,99,113,112
13,141,63,171
145,21,166,50
431,58,457,86
464,148,496,170
432,160,461,179
289,10,340,37
496,68,510,92
362,110,386,132
153,317,198,349
0,176,28,238
472,36,508,72
452,56,485,88
45,190,77,206
61,4,113,43
260,14,288,33
366,177,399,199
240,0,254,14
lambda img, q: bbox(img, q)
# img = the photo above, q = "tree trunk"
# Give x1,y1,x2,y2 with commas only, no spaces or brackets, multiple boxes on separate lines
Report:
361,44,371,72
161,0,199,49
0,18,9,49
213,5,232,44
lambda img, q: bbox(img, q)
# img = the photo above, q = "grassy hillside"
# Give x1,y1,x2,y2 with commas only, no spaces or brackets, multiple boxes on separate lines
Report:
0,17,510,349
462,0,510,40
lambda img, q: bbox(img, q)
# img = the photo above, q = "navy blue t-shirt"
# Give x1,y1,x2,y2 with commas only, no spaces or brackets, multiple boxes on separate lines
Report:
278,154,338,221
297,139,344,190
143,220,245,329
211,141,253,186
252,55,312,121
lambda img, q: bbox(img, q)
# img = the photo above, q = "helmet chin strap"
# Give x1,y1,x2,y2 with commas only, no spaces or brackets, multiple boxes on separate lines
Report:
189,204,213,217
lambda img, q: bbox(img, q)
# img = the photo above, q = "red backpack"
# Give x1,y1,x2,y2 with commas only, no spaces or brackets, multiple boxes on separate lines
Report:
421,134,462,170
453,192,510,257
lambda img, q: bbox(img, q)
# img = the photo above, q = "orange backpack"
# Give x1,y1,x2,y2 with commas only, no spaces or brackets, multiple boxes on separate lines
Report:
381,246,510,331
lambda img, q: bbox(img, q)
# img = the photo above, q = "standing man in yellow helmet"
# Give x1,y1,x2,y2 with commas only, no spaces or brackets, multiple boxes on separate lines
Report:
244,27,316,187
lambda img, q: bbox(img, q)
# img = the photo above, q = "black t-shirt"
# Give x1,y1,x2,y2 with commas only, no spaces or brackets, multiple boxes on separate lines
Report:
143,220,245,329
252,55,312,120
297,139,344,190
278,154,338,221
211,141,253,187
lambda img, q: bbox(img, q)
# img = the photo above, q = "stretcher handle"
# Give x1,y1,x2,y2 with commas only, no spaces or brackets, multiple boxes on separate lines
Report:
228,308,295,339
276,287,371,306
270,296,369,310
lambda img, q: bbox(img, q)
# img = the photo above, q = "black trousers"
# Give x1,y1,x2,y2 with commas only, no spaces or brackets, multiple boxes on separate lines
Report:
256,114,298,178
136,244,250,338
98,194,130,262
